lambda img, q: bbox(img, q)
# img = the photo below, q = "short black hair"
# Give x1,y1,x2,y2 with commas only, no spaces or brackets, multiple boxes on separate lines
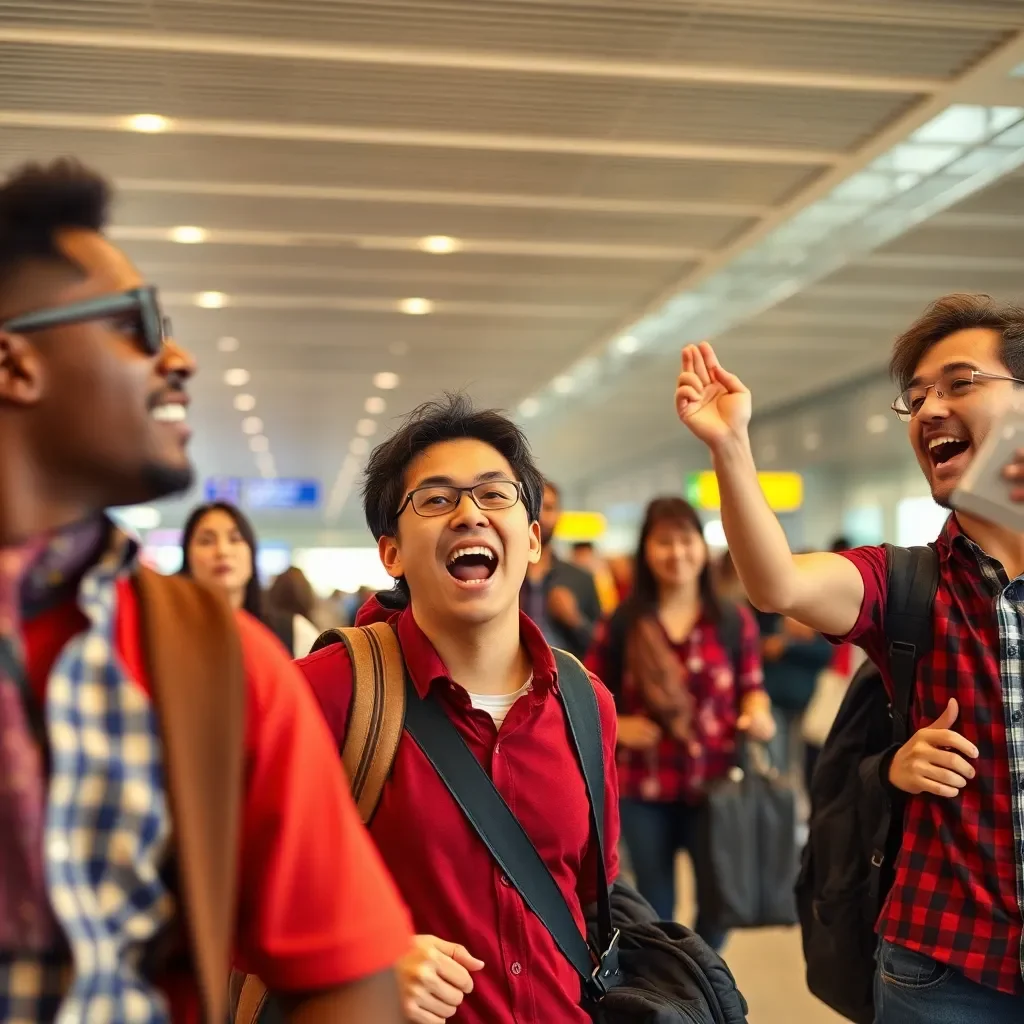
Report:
0,159,111,308
363,392,544,541
889,293,1024,391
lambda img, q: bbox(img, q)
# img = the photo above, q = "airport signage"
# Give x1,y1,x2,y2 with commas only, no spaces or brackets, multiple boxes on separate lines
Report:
686,471,803,514
203,477,321,511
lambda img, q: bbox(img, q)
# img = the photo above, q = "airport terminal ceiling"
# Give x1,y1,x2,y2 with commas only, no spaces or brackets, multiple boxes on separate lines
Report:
2,0,1024,541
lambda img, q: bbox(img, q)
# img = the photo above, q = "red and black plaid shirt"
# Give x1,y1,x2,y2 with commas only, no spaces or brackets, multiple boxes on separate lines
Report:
586,604,764,803
840,515,1024,995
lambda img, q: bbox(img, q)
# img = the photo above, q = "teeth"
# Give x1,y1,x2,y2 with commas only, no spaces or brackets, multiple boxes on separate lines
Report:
928,435,962,450
446,545,496,566
152,404,187,423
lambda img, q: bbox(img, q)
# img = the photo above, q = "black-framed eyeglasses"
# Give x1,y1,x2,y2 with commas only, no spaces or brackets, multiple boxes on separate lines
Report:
1,285,170,356
892,368,1024,422
398,480,524,519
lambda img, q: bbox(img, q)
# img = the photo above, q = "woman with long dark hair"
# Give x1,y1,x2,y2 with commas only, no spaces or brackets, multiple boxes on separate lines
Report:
586,496,773,948
180,501,263,619
265,566,321,658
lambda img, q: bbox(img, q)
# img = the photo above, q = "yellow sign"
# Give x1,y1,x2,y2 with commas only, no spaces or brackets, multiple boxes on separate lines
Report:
686,471,803,514
554,511,608,542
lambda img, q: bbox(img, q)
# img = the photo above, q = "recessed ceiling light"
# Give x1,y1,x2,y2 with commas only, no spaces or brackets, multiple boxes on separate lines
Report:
615,335,641,355
804,431,821,451
242,416,263,435
125,113,170,133
419,235,461,255
399,297,433,316
233,393,256,412
349,437,370,455
170,225,207,244
867,414,890,435
249,435,270,453
519,398,541,418
197,291,228,309
552,375,574,395
373,371,400,390
217,336,240,353
356,418,378,437
365,396,387,415
224,368,250,387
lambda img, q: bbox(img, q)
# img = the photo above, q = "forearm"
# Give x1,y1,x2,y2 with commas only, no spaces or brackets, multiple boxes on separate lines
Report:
711,435,798,613
279,970,403,1024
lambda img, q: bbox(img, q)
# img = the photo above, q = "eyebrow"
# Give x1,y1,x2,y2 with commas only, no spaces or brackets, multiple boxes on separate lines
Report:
411,470,513,489
907,361,979,389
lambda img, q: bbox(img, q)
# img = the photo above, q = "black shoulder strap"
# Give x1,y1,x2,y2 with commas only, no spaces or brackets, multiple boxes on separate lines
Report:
402,678,596,981
882,543,938,743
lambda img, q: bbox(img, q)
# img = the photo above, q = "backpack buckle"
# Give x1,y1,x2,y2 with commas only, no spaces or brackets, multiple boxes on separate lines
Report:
870,851,884,869
585,929,622,1000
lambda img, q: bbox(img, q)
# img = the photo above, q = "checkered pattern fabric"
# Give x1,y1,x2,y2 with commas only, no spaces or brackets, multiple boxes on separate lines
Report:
0,533,175,1023
588,605,764,802
874,519,1024,995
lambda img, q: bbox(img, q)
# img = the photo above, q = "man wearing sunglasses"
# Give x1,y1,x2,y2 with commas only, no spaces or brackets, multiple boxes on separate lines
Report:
299,393,621,1024
674,294,1024,1023
0,160,411,1022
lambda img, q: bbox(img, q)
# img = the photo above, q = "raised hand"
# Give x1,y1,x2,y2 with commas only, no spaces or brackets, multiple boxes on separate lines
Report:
675,342,752,450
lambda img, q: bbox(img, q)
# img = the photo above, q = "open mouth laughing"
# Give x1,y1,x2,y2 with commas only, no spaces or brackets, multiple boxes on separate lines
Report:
445,543,499,586
927,434,971,468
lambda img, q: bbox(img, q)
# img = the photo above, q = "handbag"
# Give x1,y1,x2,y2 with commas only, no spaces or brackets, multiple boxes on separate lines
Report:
404,648,749,1023
694,742,799,930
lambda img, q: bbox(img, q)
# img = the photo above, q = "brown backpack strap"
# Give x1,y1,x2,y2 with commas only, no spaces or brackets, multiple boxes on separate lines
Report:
316,622,406,824
136,567,245,1024
234,973,271,1024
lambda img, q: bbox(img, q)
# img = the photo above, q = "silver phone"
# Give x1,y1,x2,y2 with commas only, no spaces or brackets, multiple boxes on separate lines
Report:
950,405,1024,532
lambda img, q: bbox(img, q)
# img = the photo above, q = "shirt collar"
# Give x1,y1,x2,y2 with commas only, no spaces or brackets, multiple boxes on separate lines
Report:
396,605,558,699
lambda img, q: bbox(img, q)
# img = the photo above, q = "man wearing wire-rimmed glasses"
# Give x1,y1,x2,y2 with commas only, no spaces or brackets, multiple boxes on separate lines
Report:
674,293,1024,1023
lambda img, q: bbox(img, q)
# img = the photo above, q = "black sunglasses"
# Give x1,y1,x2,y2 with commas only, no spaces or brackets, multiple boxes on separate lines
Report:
1,285,169,356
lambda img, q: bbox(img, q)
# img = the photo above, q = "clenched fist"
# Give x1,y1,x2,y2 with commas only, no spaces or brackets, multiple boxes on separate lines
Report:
675,342,752,450
397,935,485,1023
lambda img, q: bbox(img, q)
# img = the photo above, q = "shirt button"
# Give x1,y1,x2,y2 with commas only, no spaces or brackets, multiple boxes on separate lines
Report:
1013,710,1023,723
1010,645,1019,657
494,742,501,755
510,962,522,976
500,874,511,887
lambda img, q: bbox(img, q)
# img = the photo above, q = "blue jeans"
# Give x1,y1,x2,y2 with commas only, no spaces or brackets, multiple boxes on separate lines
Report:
618,797,727,952
874,940,1022,1024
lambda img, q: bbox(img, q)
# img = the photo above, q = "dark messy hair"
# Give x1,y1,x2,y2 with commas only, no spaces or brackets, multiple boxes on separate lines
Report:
363,393,544,594
179,502,264,620
624,496,722,627
0,159,111,306
889,293,1024,392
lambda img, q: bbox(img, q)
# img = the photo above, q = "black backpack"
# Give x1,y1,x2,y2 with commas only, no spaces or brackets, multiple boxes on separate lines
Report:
795,543,938,1024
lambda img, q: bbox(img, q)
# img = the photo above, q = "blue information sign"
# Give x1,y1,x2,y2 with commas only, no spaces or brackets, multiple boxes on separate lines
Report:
203,476,243,504
243,478,321,510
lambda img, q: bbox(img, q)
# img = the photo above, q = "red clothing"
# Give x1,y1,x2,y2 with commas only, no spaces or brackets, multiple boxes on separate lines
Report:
23,578,413,1021
298,608,621,1024
839,517,1023,995
587,604,765,803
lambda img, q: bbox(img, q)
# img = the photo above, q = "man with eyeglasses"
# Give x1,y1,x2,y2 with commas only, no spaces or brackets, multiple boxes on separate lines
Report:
674,293,1024,1023
0,160,412,1022
298,393,621,1024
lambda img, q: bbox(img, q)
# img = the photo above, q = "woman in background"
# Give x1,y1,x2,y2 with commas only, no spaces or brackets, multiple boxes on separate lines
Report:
265,566,321,658
586,497,772,947
180,501,263,619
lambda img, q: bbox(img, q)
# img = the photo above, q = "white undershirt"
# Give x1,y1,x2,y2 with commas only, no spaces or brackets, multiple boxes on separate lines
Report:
467,677,534,729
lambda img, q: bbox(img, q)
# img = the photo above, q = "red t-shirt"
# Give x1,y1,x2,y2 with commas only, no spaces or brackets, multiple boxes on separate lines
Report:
23,578,413,1021
298,606,621,1024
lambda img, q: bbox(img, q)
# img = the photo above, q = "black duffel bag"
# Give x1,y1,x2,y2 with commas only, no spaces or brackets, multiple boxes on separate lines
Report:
405,648,749,1023
694,742,799,931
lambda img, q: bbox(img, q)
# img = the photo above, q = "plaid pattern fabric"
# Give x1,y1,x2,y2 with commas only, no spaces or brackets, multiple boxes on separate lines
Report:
861,518,1024,994
588,605,764,802
0,530,176,1023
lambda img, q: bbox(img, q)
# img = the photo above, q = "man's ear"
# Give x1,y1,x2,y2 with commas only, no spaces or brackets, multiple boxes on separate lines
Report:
527,521,542,565
378,533,404,580
0,332,45,406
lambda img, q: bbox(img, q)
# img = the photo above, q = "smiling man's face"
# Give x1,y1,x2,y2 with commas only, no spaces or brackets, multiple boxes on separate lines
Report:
378,437,542,627
907,327,1019,507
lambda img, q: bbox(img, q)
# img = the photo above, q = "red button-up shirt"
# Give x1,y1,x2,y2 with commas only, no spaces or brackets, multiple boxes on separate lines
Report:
298,607,621,1024
586,604,765,803
840,516,1024,994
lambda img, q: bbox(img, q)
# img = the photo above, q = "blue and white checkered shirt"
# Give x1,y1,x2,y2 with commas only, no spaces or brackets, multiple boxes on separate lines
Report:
0,530,175,1023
